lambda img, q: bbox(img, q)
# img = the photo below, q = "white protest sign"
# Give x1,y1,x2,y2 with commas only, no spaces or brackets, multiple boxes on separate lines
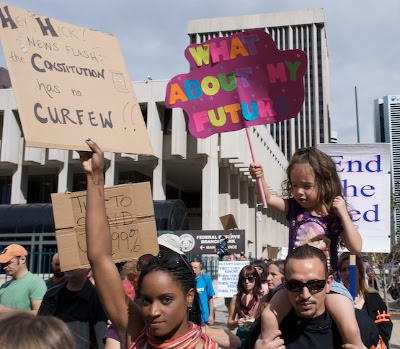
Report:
318,143,391,253
217,261,248,297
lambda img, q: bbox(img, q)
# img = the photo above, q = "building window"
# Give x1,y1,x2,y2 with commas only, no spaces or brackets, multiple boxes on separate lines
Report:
27,174,58,203
181,191,201,208
0,111,3,149
73,173,87,192
0,175,11,204
12,110,23,138
157,104,172,135
166,184,179,199
140,103,148,125
119,171,151,184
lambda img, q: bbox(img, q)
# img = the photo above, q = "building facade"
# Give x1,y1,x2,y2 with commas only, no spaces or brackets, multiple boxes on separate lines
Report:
374,95,400,241
188,9,331,159
0,9,333,258
0,81,288,258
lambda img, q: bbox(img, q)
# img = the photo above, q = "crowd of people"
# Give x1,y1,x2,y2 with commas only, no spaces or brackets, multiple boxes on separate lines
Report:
0,143,395,349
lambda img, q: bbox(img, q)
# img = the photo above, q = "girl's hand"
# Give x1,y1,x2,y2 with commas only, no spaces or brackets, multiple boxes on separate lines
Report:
332,196,348,218
249,163,264,180
78,139,104,177
237,317,246,327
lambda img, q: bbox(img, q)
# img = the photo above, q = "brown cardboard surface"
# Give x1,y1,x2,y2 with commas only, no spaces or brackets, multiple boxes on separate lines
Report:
0,3,154,155
51,182,159,271
219,214,238,230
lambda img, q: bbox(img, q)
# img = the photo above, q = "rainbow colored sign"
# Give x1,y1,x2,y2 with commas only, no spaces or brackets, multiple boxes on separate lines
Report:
165,29,307,138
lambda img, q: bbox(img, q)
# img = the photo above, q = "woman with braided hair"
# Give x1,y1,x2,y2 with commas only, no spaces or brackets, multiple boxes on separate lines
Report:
80,139,218,349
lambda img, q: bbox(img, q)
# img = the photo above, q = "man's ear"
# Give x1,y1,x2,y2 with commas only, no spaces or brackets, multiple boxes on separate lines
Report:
186,288,195,308
19,256,26,264
325,275,334,294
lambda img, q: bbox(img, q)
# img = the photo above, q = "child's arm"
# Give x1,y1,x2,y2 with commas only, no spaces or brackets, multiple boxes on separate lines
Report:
333,196,362,253
326,293,365,348
260,289,292,340
249,162,288,215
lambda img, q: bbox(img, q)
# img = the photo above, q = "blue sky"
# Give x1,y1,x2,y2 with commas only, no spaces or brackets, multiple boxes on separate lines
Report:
1,0,399,143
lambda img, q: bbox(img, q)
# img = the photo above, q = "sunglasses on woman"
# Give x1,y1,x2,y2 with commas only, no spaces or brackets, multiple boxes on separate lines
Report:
285,279,326,294
137,251,192,272
240,276,255,283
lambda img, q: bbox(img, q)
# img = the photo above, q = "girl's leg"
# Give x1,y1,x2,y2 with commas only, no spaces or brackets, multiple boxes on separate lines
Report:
326,293,365,348
260,289,292,339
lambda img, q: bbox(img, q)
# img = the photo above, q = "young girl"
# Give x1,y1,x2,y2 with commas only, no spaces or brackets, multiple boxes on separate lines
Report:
227,265,262,349
249,147,364,348
80,140,218,349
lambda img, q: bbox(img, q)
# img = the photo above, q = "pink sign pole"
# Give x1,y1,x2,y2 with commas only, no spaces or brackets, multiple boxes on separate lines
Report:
245,127,267,208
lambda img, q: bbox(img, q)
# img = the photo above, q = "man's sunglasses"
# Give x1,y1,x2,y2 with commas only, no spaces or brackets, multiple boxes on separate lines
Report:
240,276,255,283
137,251,192,272
285,279,326,294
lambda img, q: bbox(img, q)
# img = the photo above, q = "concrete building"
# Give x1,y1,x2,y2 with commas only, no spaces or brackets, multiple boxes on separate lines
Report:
374,95,400,241
0,81,288,258
0,8,334,258
188,9,331,159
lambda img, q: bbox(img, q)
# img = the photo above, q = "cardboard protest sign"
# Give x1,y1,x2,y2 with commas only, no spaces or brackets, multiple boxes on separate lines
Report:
51,182,159,271
318,144,391,253
0,3,154,155
219,214,238,230
165,29,307,138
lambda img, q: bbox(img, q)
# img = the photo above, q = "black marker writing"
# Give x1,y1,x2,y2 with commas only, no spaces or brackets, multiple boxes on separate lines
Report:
0,6,17,30
34,103,113,128
31,53,105,79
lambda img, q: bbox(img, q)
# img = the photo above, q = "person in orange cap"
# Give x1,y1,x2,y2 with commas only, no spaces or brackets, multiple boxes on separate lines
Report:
0,244,47,314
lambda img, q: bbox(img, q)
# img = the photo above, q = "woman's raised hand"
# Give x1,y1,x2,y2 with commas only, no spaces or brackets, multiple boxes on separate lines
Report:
78,139,104,177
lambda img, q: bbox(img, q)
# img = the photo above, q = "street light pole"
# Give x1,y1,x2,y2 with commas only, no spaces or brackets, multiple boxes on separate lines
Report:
355,86,360,143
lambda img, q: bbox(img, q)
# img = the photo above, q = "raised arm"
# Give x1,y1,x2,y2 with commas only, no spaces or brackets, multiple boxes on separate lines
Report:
80,139,144,347
333,196,362,254
249,162,288,214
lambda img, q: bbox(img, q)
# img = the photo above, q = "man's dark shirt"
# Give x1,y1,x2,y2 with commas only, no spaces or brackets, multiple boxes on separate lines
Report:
38,279,107,349
45,277,65,290
245,309,380,349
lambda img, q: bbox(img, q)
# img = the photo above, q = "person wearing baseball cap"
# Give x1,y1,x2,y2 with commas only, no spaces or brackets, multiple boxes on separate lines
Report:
0,244,47,314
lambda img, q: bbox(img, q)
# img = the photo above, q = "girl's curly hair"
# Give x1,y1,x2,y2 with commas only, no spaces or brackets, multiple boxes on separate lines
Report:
283,147,343,206
283,147,346,232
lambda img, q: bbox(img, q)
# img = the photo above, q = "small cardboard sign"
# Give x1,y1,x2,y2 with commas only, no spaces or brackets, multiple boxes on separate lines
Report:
0,3,154,155
219,214,238,230
165,29,307,138
51,182,159,271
